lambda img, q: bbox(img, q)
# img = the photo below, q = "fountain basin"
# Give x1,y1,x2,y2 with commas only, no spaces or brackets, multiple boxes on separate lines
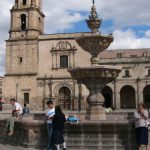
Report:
75,34,113,57
68,65,121,81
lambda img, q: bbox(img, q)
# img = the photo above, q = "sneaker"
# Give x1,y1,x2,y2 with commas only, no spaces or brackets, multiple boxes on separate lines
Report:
8,131,13,136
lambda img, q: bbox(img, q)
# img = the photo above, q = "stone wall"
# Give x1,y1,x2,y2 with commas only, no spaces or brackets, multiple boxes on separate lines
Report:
0,112,146,150
0,118,47,149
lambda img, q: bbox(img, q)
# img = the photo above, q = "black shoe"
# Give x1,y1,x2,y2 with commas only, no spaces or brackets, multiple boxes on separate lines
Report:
51,145,57,150
63,149,66,150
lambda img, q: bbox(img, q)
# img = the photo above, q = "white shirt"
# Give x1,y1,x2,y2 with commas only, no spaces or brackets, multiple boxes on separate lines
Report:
134,110,148,128
12,102,23,114
46,107,55,123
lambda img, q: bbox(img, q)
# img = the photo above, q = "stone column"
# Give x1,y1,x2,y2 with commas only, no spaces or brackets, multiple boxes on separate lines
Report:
81,78,106,120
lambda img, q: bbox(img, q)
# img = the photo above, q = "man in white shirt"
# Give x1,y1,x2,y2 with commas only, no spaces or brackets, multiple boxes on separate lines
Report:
4,98,23,136
46,100,55,150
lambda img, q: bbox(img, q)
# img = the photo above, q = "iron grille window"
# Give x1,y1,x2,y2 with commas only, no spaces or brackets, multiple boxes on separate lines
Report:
23,0,26,5
24,93,29,104
125,70,130,77
60,55,68,68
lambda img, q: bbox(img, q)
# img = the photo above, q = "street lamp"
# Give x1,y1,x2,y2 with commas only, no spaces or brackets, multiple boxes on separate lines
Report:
48,75,53,99
78,82,82,112
42,74,47,111
16,83,18,101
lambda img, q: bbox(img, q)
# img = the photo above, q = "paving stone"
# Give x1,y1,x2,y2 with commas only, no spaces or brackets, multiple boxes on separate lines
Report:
0,144,36,150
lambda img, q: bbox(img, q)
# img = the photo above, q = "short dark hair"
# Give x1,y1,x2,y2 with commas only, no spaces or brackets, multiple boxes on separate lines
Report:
47,100,53,105
10,98,16,102
138,103,144,108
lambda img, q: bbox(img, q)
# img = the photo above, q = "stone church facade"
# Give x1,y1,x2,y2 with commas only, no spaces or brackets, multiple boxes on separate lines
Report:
4,0,150,110
0,76,4,102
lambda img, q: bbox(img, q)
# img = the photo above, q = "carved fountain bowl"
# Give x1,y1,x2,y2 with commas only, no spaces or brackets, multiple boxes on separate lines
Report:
75,34,113,56
68,65,121,84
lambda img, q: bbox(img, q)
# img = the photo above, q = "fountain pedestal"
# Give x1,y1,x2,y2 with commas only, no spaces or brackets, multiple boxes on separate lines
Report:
86,105,106,120
68,66,121,121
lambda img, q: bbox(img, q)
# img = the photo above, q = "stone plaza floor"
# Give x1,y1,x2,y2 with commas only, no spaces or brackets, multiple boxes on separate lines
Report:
0,143,37,150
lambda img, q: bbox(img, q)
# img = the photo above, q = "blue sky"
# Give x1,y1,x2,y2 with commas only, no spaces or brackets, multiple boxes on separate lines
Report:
0,0,150,75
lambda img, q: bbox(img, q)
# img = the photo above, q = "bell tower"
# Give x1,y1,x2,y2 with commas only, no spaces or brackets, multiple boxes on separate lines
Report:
5,0,45,103
10,0,44,39
6,0,45,75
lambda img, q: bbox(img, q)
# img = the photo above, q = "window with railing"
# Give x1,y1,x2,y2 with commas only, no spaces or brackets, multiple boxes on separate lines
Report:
123,69,131,78
50,41,77,69
23,0,26,5
24,93,29,104
60,55,68,68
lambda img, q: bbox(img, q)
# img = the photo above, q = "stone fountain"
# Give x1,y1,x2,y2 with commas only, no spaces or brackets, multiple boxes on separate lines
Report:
68,1,121,121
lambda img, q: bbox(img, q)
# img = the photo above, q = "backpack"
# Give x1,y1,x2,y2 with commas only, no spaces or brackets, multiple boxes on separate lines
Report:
67,116,78,122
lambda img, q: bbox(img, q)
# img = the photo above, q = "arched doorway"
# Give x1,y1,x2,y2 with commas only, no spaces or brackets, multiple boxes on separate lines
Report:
102,86,113,108
120,85,136,109
143,85,150,108
58,87,71,110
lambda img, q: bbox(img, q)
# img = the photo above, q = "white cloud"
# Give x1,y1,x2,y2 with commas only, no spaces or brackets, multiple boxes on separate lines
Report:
42,0,150,33
0,43,5,76
98,0,150,29
44,10,83,33
109,29,150,49
145,30,150,38
0,1,11,76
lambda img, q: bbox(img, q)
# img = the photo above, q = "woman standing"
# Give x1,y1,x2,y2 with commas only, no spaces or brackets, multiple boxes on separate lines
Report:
52,105,67,150
134,103,149,150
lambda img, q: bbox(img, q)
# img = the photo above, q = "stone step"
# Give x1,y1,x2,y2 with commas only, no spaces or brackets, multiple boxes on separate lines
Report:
66,136,135,140
66,136,136,143
66,137,137,148
67,143,136,147
66,146,137,150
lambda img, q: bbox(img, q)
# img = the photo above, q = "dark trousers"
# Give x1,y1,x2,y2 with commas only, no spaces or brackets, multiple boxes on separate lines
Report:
47,123,54,150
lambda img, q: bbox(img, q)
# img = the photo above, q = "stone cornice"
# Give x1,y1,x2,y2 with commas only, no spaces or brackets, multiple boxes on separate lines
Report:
10,7,45,17
37,76,72,80
6,38,38,42
38,32,91,41
99,57,150,65
5,73,37,76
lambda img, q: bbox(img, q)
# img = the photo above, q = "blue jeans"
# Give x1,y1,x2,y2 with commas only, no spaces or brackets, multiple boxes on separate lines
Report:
47,123,53,150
